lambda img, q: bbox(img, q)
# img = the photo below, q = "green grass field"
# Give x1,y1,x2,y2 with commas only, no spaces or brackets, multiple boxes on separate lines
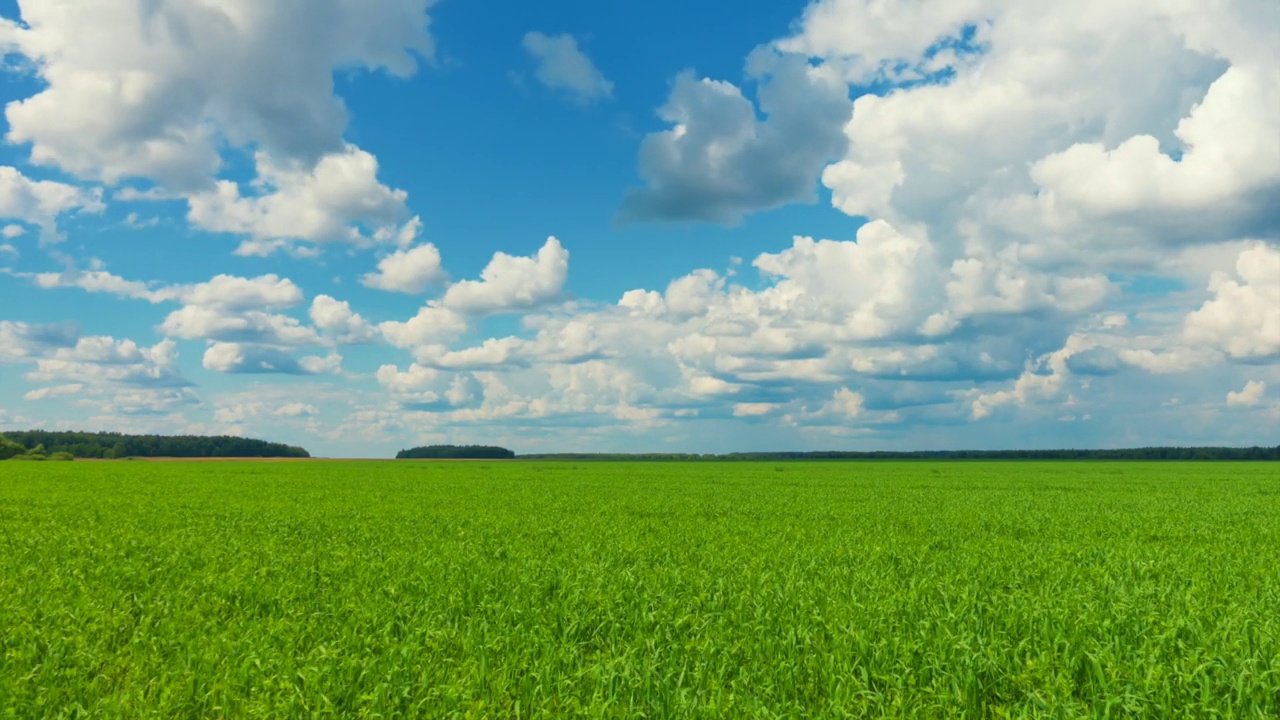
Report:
1,461,1277,718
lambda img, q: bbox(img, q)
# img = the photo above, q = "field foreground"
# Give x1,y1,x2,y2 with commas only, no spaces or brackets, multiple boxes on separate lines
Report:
1,461,1277,718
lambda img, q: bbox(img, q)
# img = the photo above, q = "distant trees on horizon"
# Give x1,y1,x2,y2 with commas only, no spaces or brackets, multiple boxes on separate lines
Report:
396,445,516,459
0,431,310,459
519,447,1280,461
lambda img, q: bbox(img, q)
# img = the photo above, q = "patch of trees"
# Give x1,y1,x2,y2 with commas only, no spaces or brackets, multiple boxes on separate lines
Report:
0,431,310,459
1,436,74,461
396,445,515,459
520,447,1280,461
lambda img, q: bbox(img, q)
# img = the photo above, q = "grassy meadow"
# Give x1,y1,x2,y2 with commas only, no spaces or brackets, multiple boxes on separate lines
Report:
1,460,1277,718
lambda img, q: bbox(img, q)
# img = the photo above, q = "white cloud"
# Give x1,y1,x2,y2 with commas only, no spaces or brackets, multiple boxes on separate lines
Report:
1184,244,1280,359
160,306,320,347
620,50,851,224
375,362,440,393
186,147,418,255
163,274,304,310
0,0,434,189
824,388,865,419
415,337,526,370
275,402,320,418
23,383,83,401
0,165,104,241
4,223,27,238
733,402,778,417
0,320,78,362
202,342,340,375
379,304,468,348
521,32,613,104
26,337,189,392
30,269,157,300
361,242,447,293
442,236,569,314
1227,380,1265,408
310,295,377,344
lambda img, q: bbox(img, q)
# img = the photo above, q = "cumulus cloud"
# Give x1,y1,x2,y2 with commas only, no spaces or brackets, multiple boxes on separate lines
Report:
202,342,340,375
186,147,419,256
1183,244,1280,359
0,0,434,189
274,402,319,418
361,242,447,293
522,32,613,104
379,304,468,348
160,306,320,346
0,320,78,362
161,274,304,309
22,337,193,414
619,50,851,224
441,236,569,314
0,165,104,241
1226,380,1266,408
31,268,158,301
310,295,377,344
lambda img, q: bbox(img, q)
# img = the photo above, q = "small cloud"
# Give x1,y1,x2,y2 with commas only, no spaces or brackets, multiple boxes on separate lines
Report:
733,402,778,417
1227,380,1265,408
361,243,447,294
521,32,613,105
2,224,26,239
124,212,160,229
274,402,319,418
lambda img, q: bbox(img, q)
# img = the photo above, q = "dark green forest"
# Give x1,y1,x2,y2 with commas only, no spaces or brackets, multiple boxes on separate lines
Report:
0,431,309,459
397,445,516,459
520,447,1280,461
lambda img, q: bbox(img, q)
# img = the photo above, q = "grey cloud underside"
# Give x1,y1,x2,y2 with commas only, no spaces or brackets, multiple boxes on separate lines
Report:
618,52,852,225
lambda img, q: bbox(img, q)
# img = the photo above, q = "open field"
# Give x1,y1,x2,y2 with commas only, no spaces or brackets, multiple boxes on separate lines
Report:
1,461,1277,718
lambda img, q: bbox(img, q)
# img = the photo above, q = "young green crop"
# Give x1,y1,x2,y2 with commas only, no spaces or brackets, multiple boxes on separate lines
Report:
1,461,1277,718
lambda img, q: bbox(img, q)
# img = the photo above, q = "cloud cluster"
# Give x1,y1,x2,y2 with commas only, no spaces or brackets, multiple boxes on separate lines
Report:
1,0,433,189
620,50,852,224
0,166,104,242
1,1,431,256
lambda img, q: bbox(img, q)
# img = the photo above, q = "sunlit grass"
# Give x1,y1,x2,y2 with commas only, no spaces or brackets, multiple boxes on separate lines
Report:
1,461,1277,717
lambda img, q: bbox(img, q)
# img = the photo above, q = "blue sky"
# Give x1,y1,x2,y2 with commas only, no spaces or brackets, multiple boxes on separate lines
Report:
0,0,1276,457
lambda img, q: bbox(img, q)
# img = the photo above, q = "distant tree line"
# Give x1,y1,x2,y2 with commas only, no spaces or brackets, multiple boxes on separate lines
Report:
0,435,75,461
518,447,1280,461
397,445,515,459
0,431,309,459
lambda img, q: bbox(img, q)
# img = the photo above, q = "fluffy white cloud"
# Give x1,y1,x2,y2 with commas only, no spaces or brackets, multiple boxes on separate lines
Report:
379,304,468,348
202,342,340,375
31,268,157,301
442,236,569,314
0,320,78,362
27,268,305,308
801,0,1276,265
0,0,433,189
26,337,189,391
161,274,304,310
360,243,447,293
1184,244,1280,359
310,295,377,345
160,306,320,346
522,32,613,104
186,147,419,255
1227,380,1265,408
0,165,104,241
733,402,778,417
620,50,851,224
275,402,319,418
